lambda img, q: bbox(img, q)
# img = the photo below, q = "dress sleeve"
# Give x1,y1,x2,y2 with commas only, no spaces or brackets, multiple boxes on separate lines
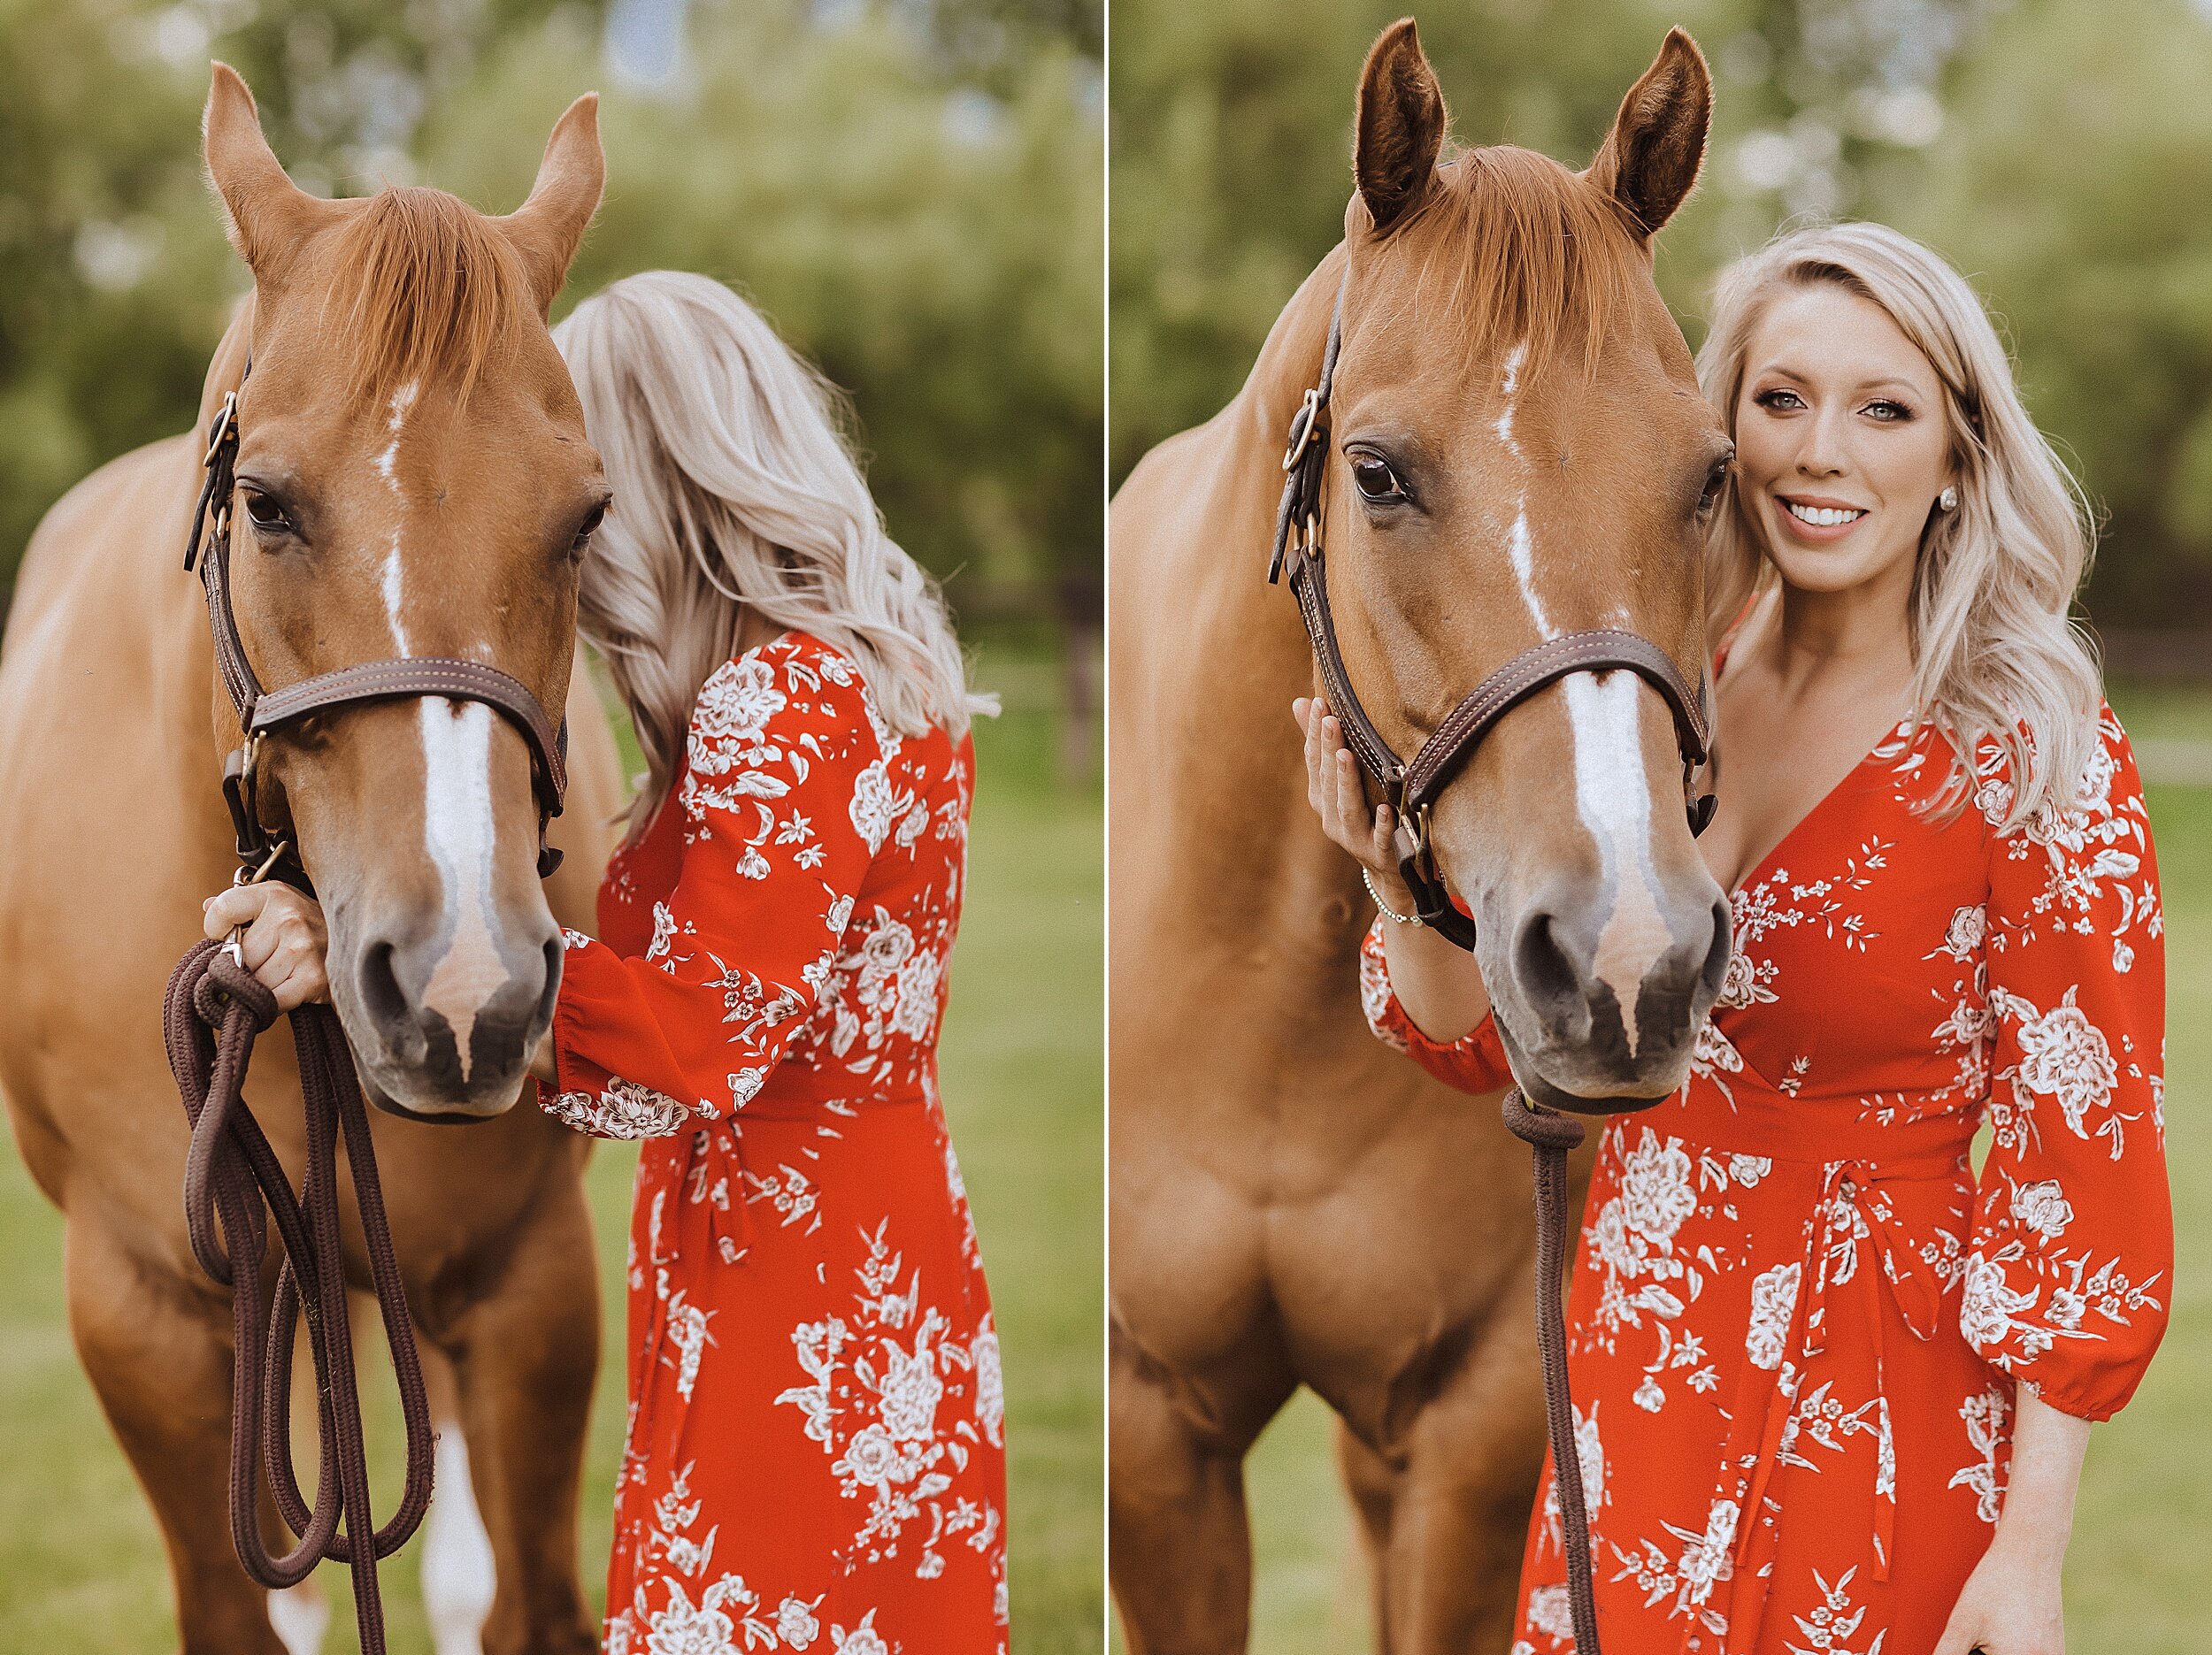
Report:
1358,915,1515,1094
542,636,882,1138
1964,709,2171,1420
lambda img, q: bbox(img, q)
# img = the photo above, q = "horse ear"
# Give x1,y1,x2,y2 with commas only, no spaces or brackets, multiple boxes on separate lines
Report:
497,94,605,318
1587,28,1712,238
203,63,338,285
1354,19,1447,235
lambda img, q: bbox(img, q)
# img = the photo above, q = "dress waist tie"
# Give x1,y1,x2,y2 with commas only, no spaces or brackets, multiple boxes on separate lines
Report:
630,1111,788,1469
1717,1153,1956,1655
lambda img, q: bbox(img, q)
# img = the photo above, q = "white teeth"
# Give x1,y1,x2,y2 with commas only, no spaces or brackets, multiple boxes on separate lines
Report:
1786,501,1865,528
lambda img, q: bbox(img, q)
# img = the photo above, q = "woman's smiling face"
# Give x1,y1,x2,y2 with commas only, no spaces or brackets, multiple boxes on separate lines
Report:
1733,281,1955,598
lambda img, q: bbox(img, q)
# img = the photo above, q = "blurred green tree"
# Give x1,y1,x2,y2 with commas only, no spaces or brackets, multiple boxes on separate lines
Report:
0,0,1101,627
1898,0,2212,624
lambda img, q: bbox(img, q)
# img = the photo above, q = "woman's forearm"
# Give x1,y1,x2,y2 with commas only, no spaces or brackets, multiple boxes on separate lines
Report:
1992,1385,2091,1563
1376,891,1494,1043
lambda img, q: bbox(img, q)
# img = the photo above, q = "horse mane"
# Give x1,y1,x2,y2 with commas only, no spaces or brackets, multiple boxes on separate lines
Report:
1393,143,1644,381
319,187,530,408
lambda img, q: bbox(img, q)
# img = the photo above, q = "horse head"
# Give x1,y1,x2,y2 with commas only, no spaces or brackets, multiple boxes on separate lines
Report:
200,65,608,1117
1321,24,1732,1109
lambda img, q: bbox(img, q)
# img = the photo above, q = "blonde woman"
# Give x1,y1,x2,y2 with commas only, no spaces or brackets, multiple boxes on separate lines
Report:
209,271,1009,1652
1300,224,2171,1653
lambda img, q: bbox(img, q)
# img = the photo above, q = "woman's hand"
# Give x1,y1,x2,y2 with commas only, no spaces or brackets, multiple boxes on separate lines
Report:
1294,695,1411,906
1933,1387,2089,1655
1933,1534,2065,1655
1294,693,1490,1041
202,883,331,1013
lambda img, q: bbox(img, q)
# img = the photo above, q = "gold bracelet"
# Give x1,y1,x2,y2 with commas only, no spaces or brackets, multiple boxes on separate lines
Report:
1363,866,1424,927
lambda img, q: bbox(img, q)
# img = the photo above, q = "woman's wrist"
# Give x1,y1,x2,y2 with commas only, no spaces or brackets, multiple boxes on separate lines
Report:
1988,1385,2089,1567
1363,862,1420,923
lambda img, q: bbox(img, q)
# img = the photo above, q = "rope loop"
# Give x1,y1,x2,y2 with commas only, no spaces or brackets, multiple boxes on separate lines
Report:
161,934,432,1652
195,951,281,1033
1501,1088,1586,1153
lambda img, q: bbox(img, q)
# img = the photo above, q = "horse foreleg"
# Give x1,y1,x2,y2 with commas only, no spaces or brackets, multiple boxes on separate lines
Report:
407,1337,497,1655
1358,1315,1550,1655
441,1184,601,1655
64,1212,289,1655
1108,1321,1291,1655
1335,1420,1399,1655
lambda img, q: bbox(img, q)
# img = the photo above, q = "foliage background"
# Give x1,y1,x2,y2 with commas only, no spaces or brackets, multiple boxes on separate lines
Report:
0,0,1101,1648
1110,0,2212,629
0,0,1102,619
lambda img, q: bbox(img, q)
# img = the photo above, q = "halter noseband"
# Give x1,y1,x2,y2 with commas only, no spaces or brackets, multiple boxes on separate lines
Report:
1270,282,1717,952
186,363,571,890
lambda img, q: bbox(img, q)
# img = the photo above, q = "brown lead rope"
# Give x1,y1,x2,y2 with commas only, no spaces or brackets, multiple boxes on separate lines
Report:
163,939,434,1655
1502,1089,1603,1653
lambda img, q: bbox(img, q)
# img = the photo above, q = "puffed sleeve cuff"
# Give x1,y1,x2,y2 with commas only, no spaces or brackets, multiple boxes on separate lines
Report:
1358,916,1514,1094
541,928,711,1138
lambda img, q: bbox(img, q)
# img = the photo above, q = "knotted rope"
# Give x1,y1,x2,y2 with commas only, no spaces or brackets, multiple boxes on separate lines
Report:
1502,1088,1601,1654
163,939,434,1655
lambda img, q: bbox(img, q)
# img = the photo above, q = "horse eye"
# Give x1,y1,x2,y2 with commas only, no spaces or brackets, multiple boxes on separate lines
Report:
242,489,293,535
1698,456,1732,516
572,501,608,551
1349,455,1405,503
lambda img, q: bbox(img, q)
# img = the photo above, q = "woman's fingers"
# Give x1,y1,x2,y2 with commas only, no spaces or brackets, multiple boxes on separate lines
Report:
203,883,274,942
1372,801,1400,869
200,884,330,1007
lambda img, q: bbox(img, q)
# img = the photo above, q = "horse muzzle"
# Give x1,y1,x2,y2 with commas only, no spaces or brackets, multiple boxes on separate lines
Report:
334,909,563,1118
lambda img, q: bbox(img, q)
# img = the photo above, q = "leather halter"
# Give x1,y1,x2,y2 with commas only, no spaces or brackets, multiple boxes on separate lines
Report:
186,364,570,889
1270,283,1717,951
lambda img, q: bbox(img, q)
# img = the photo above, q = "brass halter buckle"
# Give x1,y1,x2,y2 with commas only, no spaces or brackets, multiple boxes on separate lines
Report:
1282,387,1325,471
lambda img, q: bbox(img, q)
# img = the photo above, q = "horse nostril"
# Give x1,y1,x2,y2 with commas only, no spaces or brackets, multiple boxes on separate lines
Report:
1701,895,1733,1001
534,936,562,1031
357,939,409,1032
1512,908,1581,1017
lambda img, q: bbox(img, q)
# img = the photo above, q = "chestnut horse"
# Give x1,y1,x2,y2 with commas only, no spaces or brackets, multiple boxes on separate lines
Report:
0,69,626,1654
1110,24,1730,1652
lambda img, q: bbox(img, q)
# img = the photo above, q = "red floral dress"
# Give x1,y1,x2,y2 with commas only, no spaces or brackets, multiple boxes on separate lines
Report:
545,632,1008,1655
1363,709,2170,1655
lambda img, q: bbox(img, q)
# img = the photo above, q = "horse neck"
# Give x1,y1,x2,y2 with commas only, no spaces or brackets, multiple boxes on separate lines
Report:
1171,244,1348,744
1111,245,1372,966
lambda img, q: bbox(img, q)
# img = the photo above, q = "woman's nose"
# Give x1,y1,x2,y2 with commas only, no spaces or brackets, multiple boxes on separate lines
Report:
1796,406,1848,476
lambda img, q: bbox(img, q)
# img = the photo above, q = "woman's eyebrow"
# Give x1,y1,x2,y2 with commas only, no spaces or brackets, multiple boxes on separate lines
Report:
1746,364,1930,398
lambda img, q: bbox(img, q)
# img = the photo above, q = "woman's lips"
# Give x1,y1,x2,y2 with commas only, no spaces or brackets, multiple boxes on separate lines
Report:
1774,494,1870,543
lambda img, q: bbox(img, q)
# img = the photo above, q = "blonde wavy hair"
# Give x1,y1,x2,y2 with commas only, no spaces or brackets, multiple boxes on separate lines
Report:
553,271,990,839
1696,222,2102,832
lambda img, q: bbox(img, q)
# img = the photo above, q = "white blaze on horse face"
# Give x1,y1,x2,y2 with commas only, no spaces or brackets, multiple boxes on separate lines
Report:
419,699,507,1082
1494,346,1558,641
377,382,419,654
1567,672,1671,1054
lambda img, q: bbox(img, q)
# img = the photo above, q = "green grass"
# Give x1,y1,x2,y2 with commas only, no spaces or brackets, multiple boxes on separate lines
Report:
0,662,1102,1652
1161,689,2212,1655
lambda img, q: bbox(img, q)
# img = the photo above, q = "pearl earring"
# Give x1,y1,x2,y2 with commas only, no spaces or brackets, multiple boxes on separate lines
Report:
1938,485,1960,511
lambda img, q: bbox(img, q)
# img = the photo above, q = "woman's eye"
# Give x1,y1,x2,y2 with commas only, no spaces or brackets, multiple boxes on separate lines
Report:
1753,387,1804,412
242,491,292,534
1348,455,1406,503
1863,400,1912,422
